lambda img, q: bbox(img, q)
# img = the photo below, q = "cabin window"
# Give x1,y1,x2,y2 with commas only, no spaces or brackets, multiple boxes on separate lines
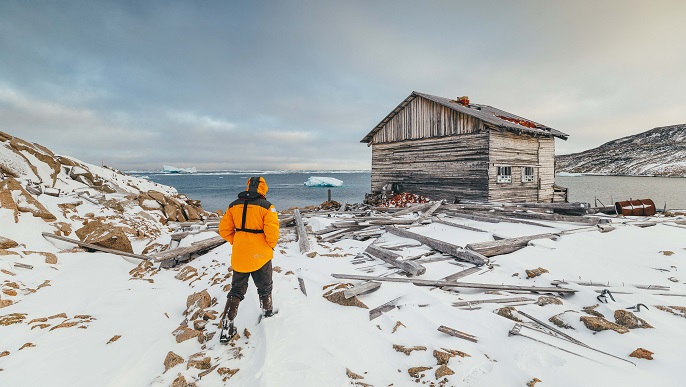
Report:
522,166,535,183
496,166,512,183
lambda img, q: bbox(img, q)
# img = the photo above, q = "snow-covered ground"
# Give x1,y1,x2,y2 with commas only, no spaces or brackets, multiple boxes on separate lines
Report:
3,131,686,386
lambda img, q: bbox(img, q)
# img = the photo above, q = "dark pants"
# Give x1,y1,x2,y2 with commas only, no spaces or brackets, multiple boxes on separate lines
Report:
227,260,273,300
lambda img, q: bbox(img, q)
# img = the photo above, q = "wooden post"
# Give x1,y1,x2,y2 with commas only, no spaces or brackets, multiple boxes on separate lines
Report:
293,209,311,253
328,189,331,202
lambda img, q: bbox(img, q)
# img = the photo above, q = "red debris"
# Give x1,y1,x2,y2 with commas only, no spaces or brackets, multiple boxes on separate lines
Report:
496,115,538,129
380,192,429,208
455,96,470,106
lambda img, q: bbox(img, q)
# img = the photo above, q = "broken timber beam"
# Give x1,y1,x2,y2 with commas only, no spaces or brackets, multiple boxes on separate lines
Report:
152,236,226,263
42,232,149,260
386,226,488,266
365,244,426,276
452,297,535,308
343,281,382,299
391,201,435,217
412,201,443,225
331,273,578,295
293,209,311,253
433,217,489,233
437,325,478,343
465,233,559,257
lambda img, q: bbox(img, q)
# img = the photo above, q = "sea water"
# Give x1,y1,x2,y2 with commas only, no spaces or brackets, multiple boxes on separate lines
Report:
130,171,371,212
130,171,686,212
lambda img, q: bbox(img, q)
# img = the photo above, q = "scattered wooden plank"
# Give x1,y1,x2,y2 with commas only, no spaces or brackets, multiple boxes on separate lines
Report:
369,297,402,320
437,325,478,343
42,232,149,261
465,233,559,257
433,217,489,233
331,273,577,294
386,226,488,266
279,216,295,227
293,209,311,253
441,267,482,281
447,211,500,223
319,228,353,243
152,236,226,263
412,201,443,225
343,281,382,299
365,244,426,276
297,270,307,296
14,262,33,270
452,297,534,308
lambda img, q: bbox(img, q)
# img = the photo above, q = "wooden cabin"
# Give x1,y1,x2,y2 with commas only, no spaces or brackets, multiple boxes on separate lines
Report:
361,92,569,203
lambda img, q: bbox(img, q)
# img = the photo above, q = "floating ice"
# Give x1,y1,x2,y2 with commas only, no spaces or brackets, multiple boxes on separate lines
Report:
303,176,343,187
162,165,197,174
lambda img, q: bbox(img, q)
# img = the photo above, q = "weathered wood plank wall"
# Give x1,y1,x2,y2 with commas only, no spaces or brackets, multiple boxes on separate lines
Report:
487,131,555,202
371,97,485,144
371,133,490,201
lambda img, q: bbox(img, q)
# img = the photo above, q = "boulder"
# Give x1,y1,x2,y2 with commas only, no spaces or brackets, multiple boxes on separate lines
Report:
614,310,653,329
9,138,61,185
172,326,202,343
69,166,94,182
75,220,133,254
183,204,201,221
0,130,12,142
0,178,56,222
186,290,212,310
164,351,184,372
580,315,629,334
147,190,167,205
0,236,18,249
164,204,179,222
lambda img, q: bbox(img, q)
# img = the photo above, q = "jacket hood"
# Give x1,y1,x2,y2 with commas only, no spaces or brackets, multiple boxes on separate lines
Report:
246,176,268,196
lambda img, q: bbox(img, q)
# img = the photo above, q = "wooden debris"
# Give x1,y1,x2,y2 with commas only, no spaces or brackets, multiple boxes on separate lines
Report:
386,226,487,266
331,273,577,295
152,236,226,264
466,234,559,258
433,217,489,233
42,232,149,260
293,209,311,253
391,201,435,217
343,281,382,299
369,297,401,320
437,325,478,343
452,297,534,308
441,267,481,281
364,244,426,276
13,262,33,270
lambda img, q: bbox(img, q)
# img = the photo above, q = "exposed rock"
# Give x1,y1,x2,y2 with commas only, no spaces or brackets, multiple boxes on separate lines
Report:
186,290,212,310
393,344,427,356
193,320,207,331
164,351,185,372
322,283,368,308
614,310,653,329
495,306,522,322
0,178,56,222
346,368,364,380
536,296,563,306
408,366,432,378
107,335,121,344
0,313,27,326
175,266,198,281
0,130,12,142
48,313,67,319
9,137,60,185
217,367,240,381
183,204,201,221
147,190,167,205
392,321,406,334
433,350,455,365
549,313,575,330
68,166,94,185
0,350,9,358
164,204,179,222
18,342,35,350
75,220,133,254
629,348,654,360
172,326,202,343
656,305,686,318
580,316,629,334
2,289,17,297
187,355,212,370
43,252,58,264
435,364,454,379
52,222,72,237
440,348,470,358
0,299,12,308
171,374,188,387
525,267,549,278
50,321,79,331
582,304,605,318
0,236,18,249
527,378,543,387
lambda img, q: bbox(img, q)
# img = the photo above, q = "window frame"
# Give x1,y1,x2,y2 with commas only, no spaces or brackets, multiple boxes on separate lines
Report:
522,166,535,183
496,166,512,184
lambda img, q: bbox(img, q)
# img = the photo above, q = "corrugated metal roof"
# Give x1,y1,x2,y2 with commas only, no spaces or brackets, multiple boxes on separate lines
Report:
360,91,569,143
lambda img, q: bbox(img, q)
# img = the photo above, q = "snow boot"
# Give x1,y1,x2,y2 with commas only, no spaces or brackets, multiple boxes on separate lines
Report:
219,296,240,343
260,294,274,318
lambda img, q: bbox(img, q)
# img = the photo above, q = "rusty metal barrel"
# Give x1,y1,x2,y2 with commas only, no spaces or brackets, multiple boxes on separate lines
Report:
614,199,656,216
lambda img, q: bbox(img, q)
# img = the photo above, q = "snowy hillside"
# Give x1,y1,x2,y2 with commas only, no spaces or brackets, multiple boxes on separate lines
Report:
556,124,686,177
2,129,686,386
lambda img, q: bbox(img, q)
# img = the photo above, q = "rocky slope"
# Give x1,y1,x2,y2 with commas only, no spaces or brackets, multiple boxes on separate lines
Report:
556,124,686,176
0,130,214,256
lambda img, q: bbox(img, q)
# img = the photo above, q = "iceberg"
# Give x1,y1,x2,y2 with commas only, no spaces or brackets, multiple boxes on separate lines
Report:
303,176,343,187
162,165,197,174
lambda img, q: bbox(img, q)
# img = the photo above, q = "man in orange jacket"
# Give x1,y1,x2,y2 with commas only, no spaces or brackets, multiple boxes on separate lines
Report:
218,176,279,339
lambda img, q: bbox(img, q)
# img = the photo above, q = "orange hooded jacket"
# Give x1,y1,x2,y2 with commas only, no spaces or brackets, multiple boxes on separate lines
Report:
218,177,279,273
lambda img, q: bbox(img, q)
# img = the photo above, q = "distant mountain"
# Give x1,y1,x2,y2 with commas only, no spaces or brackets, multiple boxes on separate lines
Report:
556,124,686,177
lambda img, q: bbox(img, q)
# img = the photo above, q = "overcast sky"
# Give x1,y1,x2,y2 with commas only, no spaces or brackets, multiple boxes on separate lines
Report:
1,0,685,171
